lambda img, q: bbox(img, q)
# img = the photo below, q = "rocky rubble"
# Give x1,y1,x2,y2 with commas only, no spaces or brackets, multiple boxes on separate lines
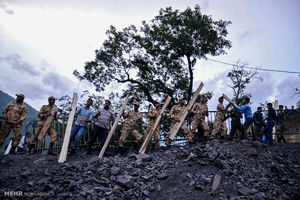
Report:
0,140,299,200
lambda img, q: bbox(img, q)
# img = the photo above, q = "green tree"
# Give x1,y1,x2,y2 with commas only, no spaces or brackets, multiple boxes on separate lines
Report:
74,5,231,105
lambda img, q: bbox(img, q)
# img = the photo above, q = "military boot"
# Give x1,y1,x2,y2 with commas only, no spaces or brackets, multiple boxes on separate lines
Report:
10,146,16,154
47,143,56,156
28,144,35,154
166,138,172,147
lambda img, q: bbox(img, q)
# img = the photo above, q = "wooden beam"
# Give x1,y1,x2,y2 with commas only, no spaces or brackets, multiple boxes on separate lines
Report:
139,96,171,154
168,82,204,141
58,92,78,163
38,105,58,140
99,95,129,158
222,94,238,107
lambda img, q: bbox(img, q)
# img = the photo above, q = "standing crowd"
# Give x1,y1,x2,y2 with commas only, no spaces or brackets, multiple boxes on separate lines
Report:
0,93,296,155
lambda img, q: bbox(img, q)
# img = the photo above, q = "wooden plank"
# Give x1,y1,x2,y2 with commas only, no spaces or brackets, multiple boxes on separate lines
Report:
139,96,171,154
211,172,222,195
38,105,58,140
168,82,204,141
99,95,129,158
4,140,12,155
222,94,238,107
58,93,78,163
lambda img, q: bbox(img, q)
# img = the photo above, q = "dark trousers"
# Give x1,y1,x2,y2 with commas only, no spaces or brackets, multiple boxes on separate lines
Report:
86,125,108,153
229,123,244,140
243,118,253,140
263,120,275,144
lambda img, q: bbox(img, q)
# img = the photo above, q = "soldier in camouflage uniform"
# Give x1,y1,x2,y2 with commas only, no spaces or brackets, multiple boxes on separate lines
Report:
144,101,161,147
210,97,228,139
119,101,144,147
166,98,193,146
276,105,287,143
0,94,28,154
191,96,209,139
28,96,58,155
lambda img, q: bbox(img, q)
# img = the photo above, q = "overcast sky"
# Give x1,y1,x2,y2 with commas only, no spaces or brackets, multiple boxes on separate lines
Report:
0,0,299,111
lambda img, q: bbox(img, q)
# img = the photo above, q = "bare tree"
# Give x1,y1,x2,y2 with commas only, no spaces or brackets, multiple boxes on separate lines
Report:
227,61,262,104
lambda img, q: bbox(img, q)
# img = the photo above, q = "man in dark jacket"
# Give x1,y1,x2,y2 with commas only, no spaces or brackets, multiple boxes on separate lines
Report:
253,107,263,141
263,103,277,145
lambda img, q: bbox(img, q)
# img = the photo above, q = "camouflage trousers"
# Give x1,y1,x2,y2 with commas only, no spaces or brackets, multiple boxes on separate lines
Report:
31,122,57,144
191,115,209,136
210,120,227,139
0,122,22,147
143,124,160,146
119,124,143,147
166,121,193,146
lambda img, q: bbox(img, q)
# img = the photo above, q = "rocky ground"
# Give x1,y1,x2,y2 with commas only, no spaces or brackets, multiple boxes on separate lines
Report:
0,140,299,200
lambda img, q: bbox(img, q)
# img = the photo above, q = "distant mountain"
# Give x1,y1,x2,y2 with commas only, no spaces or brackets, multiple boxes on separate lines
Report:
0,90,38,135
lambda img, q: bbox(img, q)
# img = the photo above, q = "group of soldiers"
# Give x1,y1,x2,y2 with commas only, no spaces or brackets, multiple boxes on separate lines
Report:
0,93,293,155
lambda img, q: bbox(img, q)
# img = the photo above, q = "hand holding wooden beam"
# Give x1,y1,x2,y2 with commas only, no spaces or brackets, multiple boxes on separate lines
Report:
222,94,237,107
139,96,171,154
168,82,204,141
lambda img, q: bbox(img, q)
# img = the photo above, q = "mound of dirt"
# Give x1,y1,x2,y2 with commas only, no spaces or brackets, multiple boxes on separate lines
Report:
0,140,299,200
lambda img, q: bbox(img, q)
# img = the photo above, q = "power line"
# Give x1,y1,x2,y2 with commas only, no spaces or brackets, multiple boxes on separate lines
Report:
206,58,300,74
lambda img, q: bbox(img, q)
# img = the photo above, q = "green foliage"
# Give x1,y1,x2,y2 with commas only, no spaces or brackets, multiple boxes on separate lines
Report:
74,5,231,106
57,91,121,119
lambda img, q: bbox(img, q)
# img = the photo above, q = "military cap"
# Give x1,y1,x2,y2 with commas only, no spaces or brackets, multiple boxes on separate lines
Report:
133,101,140,106
16,94,25,98
48,96,56,100
154,100,160,104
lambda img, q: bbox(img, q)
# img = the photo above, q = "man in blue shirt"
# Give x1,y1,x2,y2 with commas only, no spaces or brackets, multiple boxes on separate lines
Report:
69,98,94,153
232,97,253,140
263,103,277,145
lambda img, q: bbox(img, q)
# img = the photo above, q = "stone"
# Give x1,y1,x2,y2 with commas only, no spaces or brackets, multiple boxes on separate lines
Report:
157,172,168,180
238,186,253,196
223,183,237,197
116,175,134,189
111,167,121,175
135,154,151,161
195,184,204,190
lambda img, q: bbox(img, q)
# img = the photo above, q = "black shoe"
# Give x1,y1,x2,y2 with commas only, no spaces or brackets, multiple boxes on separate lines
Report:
70,149,76,154
10,146,16,154
47,143,57,156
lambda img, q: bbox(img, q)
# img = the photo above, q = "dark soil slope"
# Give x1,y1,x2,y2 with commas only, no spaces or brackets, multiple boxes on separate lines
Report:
0,141,299,200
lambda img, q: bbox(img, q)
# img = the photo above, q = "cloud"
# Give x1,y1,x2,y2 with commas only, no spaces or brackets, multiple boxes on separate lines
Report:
276,75,300,107
42,72,74,94
246,71,275,104
0,3,14,15
0,54,41,76
238,30,254,44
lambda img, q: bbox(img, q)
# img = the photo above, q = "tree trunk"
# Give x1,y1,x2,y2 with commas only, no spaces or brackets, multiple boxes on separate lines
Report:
187,56,193,103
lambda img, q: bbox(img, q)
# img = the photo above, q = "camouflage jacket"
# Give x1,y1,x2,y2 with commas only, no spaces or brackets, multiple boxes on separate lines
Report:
3,101,28,122
192,102,208,119
38,105,58,122
215,103,226,121
147,108,161,126
169,104,185,122
123,110,143,128
277,111,286,124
